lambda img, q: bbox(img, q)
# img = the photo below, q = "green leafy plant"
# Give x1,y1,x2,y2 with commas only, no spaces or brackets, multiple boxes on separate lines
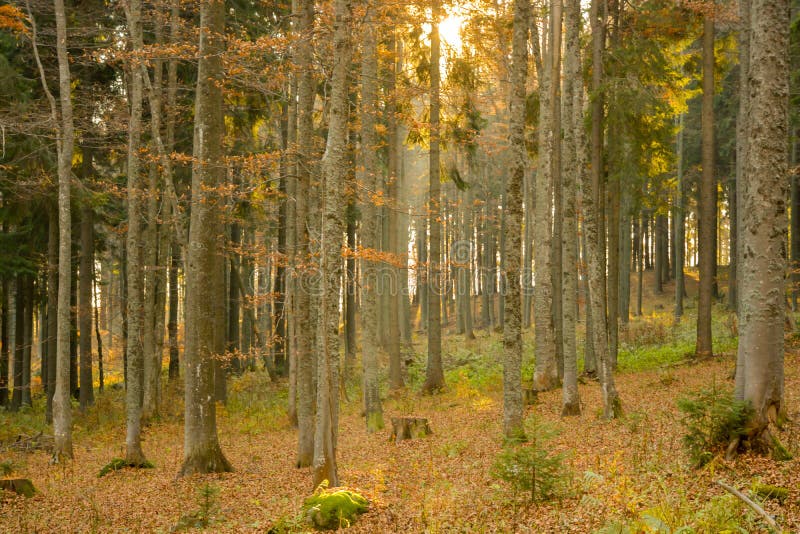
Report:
301,480,369,530
173,483,222,531
490,414,570,502
97,457,154,477
677,385,752,467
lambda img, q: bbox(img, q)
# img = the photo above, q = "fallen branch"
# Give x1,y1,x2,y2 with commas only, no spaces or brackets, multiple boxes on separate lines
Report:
715,479,779,532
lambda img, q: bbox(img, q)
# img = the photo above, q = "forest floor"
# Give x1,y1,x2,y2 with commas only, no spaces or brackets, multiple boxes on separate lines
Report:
1,270,800,533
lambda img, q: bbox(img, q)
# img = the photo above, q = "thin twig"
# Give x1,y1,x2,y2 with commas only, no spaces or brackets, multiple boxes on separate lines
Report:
715,479,780,532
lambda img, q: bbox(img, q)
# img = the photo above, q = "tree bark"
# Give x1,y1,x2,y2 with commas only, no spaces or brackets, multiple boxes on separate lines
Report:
561,0,582,416
736,0,788,452
696,14,715,358
503,0,529,438
79,199,94,410
675,113,686,319
53,0,75,460
312,0,352,488
179,0,232,476
294,0,316,468
359,4,384,432
422,0,445,394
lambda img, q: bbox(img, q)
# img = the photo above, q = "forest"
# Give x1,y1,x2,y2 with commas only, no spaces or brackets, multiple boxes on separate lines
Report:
0,0,797,531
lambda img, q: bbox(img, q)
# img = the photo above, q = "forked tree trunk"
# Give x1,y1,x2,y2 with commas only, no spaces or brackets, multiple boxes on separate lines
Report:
179,0,232,476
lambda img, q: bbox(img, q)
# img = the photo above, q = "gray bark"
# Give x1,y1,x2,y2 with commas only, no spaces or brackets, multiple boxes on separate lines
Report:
179,0,232,476
736,0,788,450
312,0,352,488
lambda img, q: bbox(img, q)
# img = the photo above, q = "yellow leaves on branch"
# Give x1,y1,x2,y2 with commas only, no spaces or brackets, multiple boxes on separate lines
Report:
0,5,27,35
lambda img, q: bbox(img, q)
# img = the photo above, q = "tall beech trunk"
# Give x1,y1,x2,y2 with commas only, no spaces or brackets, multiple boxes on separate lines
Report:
532,1,558,391
561,0,581,416
124,0,147,466
588,0,620,418
503,0,528,439
696,15,715,358
312,0,352,488
294,0,316,468
422,0,445,394
52,0,75,460
179,0,232,476
735,0,789,453
359,6,384,432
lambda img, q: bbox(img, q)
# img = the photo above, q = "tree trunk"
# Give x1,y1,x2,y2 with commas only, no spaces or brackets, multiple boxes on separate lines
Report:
550,0,564,380
675,113,686,319
124,0,147,466
532,0,558,392
179,0,232,476
422,0,445,394
736,0,788,452
589,0,620,419
168,242,180,380
53,0,75,460
696,15,715,358
562,0,582,416
79,200,94,411
312,0,352,488
359,6,384,432
0,276,7,408
11,275,24,411
46,209,58,422
503,0,528,438
294,0,316,468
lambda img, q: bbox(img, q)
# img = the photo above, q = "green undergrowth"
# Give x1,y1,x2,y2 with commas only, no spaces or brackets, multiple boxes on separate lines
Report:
617,305,738,372
226,371,288,434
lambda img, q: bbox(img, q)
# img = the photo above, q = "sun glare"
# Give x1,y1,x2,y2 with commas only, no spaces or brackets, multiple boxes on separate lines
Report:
439,14,464,51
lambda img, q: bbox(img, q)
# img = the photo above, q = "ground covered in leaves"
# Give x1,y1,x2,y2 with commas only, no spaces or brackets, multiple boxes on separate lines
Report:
1,291,799,532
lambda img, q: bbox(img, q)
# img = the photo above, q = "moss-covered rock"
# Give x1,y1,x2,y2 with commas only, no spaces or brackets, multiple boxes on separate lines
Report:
302,481,369,530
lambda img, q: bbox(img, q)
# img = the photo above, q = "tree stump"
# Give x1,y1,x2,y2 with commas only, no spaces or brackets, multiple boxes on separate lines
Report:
524,388,538,406
390,417,432,443
0,478,36,497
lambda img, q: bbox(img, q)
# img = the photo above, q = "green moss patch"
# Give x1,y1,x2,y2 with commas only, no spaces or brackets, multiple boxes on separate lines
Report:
302,481,369,530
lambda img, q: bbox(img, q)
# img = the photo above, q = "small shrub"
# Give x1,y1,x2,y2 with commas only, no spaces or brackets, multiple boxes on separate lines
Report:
98,457,154,477
173,483,222,531
301,480,369,530
677,386,752,467
490,415,570,502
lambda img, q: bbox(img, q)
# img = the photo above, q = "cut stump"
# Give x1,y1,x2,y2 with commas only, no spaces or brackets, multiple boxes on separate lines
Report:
0,478,36,497
390,417,432,443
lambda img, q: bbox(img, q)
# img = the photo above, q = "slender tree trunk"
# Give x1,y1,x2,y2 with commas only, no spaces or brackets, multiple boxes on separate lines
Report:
179,0,232,476
93,270,104,392
422,0,445,394
532,0,558,391
0,277,7,408
294,0,316,468
655,213,665,294
22,276,33,407
168,242,180,379
46,209,57,422
53,0,75,460
562,0,582,415
79,200,94,410
359,5,384,431
675,114,686,319
124,0,147,465
589,0,620,418
11,275,24,411
696,15,715,358
312,0,352,488
503,0,528,438
550,0,565,380
736,0,788,452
